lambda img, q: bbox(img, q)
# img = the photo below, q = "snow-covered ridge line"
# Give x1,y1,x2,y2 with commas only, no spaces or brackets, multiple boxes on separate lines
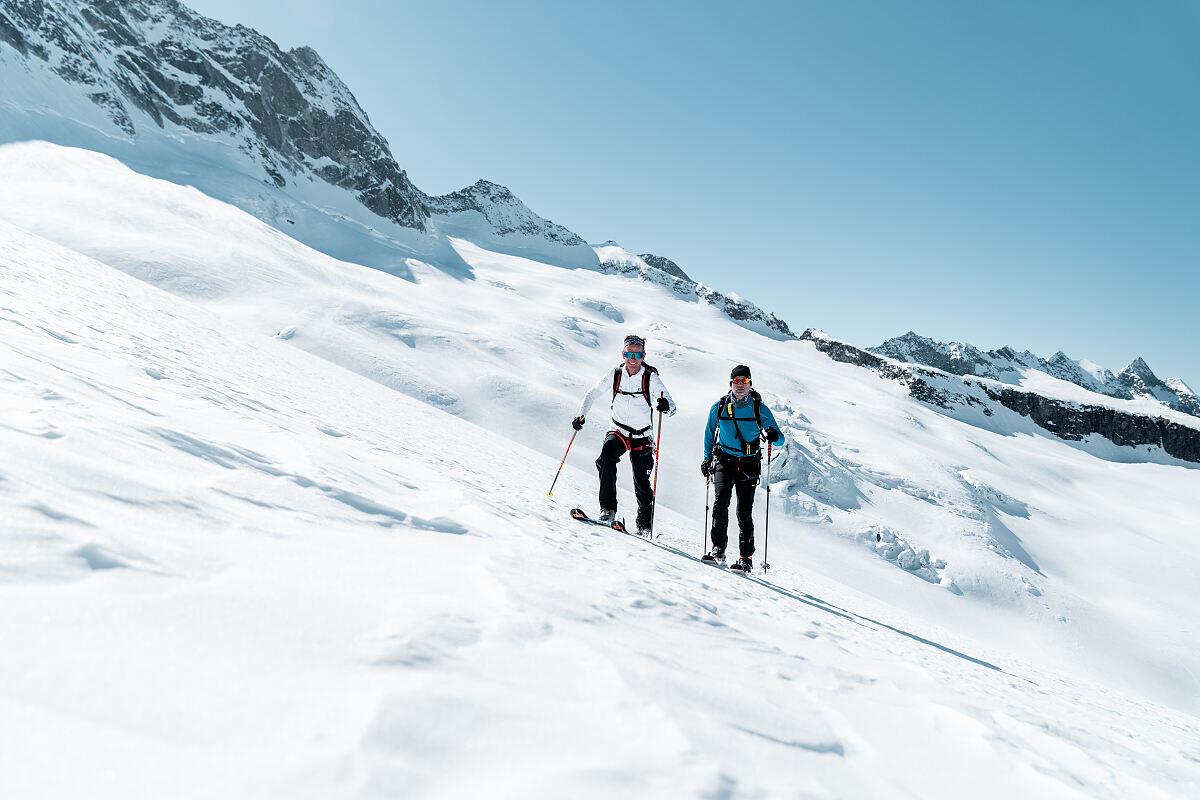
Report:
593,241,795,340
871,331,1200,418
802,329,1200,463
422,179,599,269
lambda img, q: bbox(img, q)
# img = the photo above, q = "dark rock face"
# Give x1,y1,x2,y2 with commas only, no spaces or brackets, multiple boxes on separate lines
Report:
803,330,1200,463
987,387,1200,461
0,0,428,229
639,254,692,282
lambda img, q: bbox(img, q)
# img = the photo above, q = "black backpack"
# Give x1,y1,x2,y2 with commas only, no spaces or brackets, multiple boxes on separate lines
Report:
716,389,763,456
612,364,659,409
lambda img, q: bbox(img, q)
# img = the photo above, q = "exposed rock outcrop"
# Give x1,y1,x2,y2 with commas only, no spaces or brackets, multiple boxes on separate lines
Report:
804,330,1200,463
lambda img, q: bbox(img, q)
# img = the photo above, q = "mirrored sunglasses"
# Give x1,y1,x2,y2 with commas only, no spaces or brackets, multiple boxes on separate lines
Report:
731,376,752,385
623,351,646,360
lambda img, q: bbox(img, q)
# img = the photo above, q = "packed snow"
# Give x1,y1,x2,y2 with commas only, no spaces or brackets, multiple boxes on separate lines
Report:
2,142,1199,798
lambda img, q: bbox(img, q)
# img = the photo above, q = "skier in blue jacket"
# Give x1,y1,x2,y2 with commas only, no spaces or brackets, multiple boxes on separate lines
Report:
701,364,783,572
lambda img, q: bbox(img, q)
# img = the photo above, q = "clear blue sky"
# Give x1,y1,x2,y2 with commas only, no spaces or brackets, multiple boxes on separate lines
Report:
185,0,1200,385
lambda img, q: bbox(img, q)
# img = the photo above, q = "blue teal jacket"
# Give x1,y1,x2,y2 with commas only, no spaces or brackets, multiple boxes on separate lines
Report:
703,392,781,460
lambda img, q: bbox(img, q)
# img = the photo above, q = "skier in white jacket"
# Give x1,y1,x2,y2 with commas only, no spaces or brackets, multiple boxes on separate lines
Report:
573,334,677,535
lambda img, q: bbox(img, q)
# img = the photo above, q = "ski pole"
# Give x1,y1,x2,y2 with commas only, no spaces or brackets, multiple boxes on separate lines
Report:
547,428,578,497
703,473,710,555
762,440,772,573
649,393,664,533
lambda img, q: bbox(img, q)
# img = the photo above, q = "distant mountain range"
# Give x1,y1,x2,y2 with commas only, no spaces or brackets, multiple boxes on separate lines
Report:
869,332,1199,418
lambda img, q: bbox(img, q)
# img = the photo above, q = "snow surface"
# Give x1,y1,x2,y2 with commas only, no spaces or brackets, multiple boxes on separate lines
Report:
2,142,1200,798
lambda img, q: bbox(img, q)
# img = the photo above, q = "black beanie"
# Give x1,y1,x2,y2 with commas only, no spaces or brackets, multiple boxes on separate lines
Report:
730,364,752,381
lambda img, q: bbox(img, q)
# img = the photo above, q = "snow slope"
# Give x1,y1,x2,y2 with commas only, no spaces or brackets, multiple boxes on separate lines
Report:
3,143,1200,798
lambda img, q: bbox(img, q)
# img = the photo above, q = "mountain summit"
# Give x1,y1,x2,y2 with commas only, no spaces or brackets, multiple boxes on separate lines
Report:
0,0,429,229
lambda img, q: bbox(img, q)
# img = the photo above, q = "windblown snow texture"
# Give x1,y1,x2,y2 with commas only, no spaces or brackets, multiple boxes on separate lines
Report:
2,2,1199,798
2,142,1199,800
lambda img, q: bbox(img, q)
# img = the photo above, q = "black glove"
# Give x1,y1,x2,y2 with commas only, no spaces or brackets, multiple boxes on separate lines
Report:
766,427,781,443
656,397,670,413
572,415,585,431
700,460,711,478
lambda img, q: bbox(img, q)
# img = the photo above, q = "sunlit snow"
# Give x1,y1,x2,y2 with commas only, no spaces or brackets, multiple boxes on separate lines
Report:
2,142,1199,798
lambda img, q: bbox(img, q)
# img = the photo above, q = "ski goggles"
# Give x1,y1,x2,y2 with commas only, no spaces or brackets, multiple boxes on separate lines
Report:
731,376,752,385
622,351,646,359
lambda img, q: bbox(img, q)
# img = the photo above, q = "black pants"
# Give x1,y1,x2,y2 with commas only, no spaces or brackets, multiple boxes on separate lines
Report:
596,431,655,528
710,452,760,558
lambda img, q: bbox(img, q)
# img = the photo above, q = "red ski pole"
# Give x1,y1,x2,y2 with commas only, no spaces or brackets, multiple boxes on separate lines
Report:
547,429,578,498
649,393,665,533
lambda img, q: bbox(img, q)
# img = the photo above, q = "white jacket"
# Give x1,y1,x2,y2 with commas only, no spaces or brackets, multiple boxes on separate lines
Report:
579,365,677,437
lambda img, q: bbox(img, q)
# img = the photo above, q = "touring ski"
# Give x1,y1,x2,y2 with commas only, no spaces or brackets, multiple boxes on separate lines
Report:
570,507,627,533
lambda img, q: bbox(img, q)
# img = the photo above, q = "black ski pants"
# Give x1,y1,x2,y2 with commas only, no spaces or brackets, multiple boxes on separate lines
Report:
596,431,655,528
710,452,760,558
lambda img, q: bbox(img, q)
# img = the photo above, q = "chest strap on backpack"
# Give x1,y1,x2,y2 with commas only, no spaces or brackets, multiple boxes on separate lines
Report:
721,392,762,457
611,364,659,408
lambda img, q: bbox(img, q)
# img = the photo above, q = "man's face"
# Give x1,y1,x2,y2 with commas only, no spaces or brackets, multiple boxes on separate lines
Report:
731,378,751,398
623,343,645,370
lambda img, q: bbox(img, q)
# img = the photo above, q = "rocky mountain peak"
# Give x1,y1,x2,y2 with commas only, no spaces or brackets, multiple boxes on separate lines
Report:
424,180,588,251
0,0,429,230
1118,357,1161,386
638,253,692,282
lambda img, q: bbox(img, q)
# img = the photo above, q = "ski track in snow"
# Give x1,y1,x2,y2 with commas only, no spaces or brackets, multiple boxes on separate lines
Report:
1,148,1199,798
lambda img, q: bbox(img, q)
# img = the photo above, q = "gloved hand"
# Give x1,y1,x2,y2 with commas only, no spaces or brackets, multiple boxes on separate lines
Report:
766,427,781,443
572,415,585,431
700,460,711,478
656,397,670,413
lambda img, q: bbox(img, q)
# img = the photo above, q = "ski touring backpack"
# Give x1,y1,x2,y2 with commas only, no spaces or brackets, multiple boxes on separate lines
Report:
611,363,659,409
716,389,763,457
610,364,660,439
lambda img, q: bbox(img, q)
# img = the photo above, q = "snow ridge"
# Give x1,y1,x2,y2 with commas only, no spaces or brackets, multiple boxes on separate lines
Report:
423,179,599,269
592,241,795,339
871,331,1199,418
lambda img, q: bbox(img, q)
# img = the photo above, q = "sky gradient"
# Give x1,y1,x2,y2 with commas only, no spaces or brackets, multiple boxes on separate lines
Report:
184,0,1200,385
